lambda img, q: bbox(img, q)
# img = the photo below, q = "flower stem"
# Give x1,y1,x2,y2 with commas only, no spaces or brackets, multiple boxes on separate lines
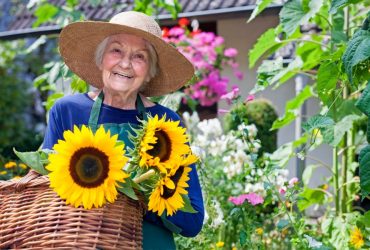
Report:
133,169,156,184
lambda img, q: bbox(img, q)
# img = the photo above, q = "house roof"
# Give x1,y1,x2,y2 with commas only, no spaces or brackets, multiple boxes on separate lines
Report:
0,0,283,40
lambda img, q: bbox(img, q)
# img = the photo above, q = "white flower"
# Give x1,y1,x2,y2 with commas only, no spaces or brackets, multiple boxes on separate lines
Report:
210,199,224,228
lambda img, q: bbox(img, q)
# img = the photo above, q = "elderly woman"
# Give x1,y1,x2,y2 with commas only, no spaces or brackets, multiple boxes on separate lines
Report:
43,11,204,249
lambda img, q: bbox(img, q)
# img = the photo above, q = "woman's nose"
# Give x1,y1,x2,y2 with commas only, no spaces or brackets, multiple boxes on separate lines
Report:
119,56,131,68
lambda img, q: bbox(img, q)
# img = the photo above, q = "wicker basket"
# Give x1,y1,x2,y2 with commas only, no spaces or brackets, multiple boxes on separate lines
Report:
0,170,145,249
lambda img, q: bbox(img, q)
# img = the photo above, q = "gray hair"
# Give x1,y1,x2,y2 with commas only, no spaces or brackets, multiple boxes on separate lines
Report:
94,36,158,82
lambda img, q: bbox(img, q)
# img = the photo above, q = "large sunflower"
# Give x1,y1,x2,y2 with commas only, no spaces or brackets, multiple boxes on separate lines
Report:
148,154,198,216
46,125,129,209
139,115,190,173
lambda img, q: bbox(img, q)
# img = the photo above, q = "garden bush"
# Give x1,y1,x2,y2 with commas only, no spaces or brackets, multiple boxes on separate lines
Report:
224,99,278,153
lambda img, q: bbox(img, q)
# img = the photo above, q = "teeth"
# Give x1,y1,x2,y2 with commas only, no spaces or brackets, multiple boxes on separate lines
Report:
114,72,133,78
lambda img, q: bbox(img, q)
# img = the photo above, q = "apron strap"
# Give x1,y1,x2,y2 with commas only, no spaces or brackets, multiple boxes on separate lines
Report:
88,91,147,127
136,93,147,121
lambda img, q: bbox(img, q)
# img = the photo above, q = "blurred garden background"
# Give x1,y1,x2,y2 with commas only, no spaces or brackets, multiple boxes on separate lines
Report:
1,0,370,249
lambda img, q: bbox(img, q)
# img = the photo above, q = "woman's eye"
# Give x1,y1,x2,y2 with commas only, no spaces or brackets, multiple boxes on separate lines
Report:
133,54,145,60
110,48,121,53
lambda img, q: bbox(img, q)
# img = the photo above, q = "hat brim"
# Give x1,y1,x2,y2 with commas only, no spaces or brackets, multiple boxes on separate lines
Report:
59,21,194,97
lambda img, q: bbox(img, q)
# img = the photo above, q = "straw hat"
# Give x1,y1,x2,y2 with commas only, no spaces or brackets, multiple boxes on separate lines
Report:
59,11,194,97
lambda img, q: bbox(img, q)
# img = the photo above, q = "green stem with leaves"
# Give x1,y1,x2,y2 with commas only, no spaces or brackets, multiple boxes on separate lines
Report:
334,147,340,215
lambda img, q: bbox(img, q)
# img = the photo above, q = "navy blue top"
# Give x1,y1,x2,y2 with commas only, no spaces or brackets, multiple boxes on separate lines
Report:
43,93,204,237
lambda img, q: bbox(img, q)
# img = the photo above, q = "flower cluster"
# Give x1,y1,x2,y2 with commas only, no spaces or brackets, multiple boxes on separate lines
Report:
163,18,243,106
129,115,198,216
19,116,197,217
0,161,28,180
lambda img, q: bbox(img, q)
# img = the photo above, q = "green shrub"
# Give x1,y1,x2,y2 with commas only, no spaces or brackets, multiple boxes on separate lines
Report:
0,40,43,160
224,98,278,153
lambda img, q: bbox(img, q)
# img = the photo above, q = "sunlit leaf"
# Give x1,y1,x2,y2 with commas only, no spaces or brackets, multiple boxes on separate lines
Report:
356,81,370,116
297,187,325,211
117,180,138,200
249,26,283,68
280,0,324,36
13,149,49,175
33,3,59,28
343,13,370,85
330,0,363,14
321,115,361,146
272,85,313,129
248,0,274,22
359,145,370,197
302,114,334,133
317,61,340,105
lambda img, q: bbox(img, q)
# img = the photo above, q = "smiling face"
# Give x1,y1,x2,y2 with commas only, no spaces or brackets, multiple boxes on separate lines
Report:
99,34,151,96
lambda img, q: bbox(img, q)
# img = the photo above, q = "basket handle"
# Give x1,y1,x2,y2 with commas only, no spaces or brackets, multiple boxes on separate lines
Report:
14,170,42,192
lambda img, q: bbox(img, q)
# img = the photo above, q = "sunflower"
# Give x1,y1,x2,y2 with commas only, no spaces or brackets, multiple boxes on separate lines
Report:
46,125,129,209
148,154,198,216
350,227,365,249
138,115,190,173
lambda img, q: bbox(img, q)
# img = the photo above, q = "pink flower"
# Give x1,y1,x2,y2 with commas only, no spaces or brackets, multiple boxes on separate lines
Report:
224,48,238,57
234,70,244,80
218,109,230,114
279,187,287,195
288,177,299,187
245,193,264,205
221,85,239,105
169,26,185,37
245,94,255,102
228,193,264,206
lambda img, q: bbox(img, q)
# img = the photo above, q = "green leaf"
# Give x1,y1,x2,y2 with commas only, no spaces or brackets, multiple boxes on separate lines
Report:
70,75,88,93
271,57,304,89
331,10,346,43
248,0,274,22
33,3,59,28
180,195,197,213
272,85,314,129
317,61,340,105
47,61,62,85
249,26,283,68
359,145,370,197
271,112,296,130
270,142,294,167
13,148,49,175
329,0,362,14
296,38,324,70
117,180,138,200
361,210,370,227
356,80,370,116
280,0,324,36
239,229,248,246
45,92,64,111
297,187,325,211
254,58,284,92
302,115,334,133
321,115,361,146
329,98,363,120
24,35,47,54
343,13,370,85
302,164,319,186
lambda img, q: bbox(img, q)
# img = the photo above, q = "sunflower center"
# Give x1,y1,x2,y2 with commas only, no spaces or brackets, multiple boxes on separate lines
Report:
162,166,184,199
147,130,171,161
69,147,109,188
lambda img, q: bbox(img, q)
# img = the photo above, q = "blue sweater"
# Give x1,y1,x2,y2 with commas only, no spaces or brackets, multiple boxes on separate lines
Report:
43,93,204,237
